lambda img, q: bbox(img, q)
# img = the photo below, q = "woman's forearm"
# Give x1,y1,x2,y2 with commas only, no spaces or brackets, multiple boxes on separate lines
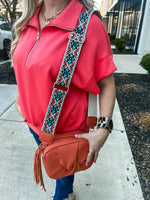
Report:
75,74,116,165
15,89,24,118
15,89,20,105
98,74,116,118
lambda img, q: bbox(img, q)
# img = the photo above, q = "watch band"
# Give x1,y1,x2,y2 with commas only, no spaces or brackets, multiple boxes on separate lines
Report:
97,117,113,133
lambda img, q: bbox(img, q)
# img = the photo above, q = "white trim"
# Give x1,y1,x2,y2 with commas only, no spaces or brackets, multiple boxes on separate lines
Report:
0,59,11,65
133,0,144,52
108,0,118,12
116,2,125,38
138,0,150,55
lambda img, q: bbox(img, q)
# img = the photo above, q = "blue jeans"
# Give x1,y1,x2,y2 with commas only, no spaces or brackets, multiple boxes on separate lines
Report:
28,126,74,200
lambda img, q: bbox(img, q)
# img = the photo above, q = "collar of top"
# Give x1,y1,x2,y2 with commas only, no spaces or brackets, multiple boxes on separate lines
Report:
28,0,84,31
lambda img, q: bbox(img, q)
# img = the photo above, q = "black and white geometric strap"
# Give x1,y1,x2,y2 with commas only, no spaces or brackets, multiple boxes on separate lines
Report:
41,10,94,135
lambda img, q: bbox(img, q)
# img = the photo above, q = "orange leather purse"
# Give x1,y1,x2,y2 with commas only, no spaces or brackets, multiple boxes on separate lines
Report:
34,10,96,191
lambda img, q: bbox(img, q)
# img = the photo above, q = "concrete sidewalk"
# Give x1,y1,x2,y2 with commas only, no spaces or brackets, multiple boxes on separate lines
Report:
0,55,146,200
113,54,147,74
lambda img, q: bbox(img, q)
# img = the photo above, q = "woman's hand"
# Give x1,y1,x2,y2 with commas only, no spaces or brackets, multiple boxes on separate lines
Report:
15,90,24,119
75,128,110,166
15,101,24,118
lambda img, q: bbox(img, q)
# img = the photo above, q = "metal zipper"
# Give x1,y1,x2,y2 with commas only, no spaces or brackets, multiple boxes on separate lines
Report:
53,135,75,142
25,31,41,67
43,136,77,156
25,24,71,67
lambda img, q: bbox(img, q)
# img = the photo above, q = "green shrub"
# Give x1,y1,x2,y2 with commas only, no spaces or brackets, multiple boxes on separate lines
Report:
108,33,116,44
121,34,136,46
140,53,150,75
114,38,126,52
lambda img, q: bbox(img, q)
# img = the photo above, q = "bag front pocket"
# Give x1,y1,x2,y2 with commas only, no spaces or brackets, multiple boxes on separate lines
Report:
42,137,92,179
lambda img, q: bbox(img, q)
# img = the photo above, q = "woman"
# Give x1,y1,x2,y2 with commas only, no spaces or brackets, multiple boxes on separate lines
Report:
11,0,117,199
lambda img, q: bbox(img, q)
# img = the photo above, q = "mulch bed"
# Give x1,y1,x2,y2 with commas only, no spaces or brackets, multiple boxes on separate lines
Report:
112,49,135,54
114,73,150,200
0,61,17,84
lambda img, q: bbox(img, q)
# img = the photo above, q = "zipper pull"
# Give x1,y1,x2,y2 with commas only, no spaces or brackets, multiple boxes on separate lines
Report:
37,32,41,41
25,31,41,67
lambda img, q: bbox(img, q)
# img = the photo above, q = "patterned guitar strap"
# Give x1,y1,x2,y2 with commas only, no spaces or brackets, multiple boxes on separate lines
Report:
41,9,95,137
34,9,95,190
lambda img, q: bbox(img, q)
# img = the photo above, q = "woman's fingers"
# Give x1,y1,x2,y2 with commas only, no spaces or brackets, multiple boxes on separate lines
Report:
85,150,94,166
74,133,89,140
93,151,99,163
75,130,109,166
75,133,99,166
86,150,99,166
15,103,24,118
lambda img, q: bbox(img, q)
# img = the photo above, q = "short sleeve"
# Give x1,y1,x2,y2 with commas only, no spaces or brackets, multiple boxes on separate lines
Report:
72,13,117,95
93,15,117,82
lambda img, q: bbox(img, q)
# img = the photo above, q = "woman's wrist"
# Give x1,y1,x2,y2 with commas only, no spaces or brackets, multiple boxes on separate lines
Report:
15,102,24,118
97,117,113,133
96,127,110,135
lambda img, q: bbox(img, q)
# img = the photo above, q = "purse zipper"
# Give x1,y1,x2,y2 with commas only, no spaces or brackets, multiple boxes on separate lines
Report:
43,136,78,157
53,135,75,142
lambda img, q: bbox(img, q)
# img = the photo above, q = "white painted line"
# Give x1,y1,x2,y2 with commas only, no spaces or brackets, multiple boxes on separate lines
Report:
0,59,11,65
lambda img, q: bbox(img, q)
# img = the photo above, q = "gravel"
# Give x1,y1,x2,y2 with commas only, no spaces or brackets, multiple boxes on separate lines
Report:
0,61,16,84
114,73,150,200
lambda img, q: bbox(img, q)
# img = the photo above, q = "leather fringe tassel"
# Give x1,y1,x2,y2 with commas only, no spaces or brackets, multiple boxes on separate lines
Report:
34,144,46,191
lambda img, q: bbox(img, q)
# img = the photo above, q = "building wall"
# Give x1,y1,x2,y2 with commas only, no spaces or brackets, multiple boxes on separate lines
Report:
100,0,146,52
137,0,150,55
100,0,108,16
108,0,118,11
100,0,118,16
